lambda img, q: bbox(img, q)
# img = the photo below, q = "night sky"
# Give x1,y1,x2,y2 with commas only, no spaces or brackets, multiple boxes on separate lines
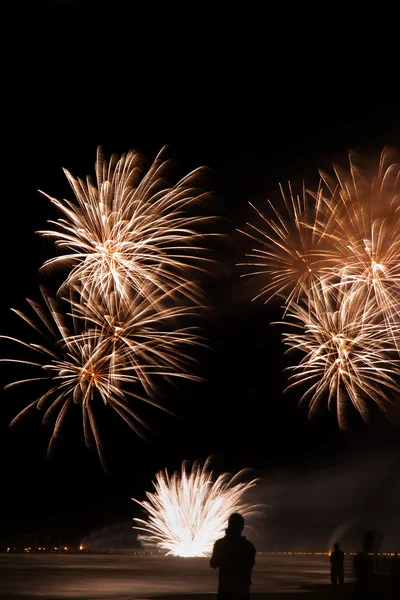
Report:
1,4,399,550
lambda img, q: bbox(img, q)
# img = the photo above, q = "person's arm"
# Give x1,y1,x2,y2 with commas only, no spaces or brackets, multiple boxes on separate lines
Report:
210,541,220,569
249,542,256,570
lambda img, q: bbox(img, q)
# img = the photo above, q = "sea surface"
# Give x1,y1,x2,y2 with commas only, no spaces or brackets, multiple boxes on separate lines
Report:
0,553,353,599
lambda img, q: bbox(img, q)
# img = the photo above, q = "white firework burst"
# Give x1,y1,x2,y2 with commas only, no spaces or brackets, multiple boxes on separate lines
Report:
39,146,216,304
133,457,263,557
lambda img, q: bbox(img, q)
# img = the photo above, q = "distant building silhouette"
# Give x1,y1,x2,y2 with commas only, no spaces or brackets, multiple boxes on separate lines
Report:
210,513,256,599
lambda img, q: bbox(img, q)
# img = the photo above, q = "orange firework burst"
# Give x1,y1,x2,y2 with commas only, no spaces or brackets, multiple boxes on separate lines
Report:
238,181,342,308
315,147,400,344
279,281,400,429
0,286,203,469
240,147,400,426
1,147,216,468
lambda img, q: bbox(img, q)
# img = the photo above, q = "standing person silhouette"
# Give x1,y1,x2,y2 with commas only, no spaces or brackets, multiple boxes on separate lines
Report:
390,552,400,599
210,513,256,600
354,531,375,598
329,542,345,594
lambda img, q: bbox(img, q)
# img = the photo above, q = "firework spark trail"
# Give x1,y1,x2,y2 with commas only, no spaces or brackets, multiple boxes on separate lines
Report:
314,148,400,344
68,285,205,397
239,147,400,426
278,281,400,429
38,146,216,304
133,457,263,557
0,286,204,469
237,181,343,309
239,148,399,310
0,147,217,468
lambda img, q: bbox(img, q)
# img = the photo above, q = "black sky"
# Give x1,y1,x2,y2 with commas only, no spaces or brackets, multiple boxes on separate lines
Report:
1,4,399,547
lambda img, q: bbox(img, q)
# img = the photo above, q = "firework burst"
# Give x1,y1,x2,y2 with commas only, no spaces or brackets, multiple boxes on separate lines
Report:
0,286,204,469
238,181,341,308
279,282,400,429
39,146,215,304
133,457,263,557
240,147,400,426
316,147,400,342
1,146,217,468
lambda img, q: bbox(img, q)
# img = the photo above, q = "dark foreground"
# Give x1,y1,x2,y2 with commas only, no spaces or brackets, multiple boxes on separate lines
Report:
0,553,394,599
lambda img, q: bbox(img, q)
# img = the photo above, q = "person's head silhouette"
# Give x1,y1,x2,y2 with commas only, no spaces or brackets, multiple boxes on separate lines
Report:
227,512,245,536
334,542,340,551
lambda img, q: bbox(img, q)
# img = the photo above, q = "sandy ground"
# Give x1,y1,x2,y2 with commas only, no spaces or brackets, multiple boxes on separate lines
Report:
0,554,396,599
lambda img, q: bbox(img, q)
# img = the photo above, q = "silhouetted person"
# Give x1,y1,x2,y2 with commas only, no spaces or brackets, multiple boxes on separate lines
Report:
330,542,344,594
210,513,256,599
354,531,375,598
391,552,400,599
